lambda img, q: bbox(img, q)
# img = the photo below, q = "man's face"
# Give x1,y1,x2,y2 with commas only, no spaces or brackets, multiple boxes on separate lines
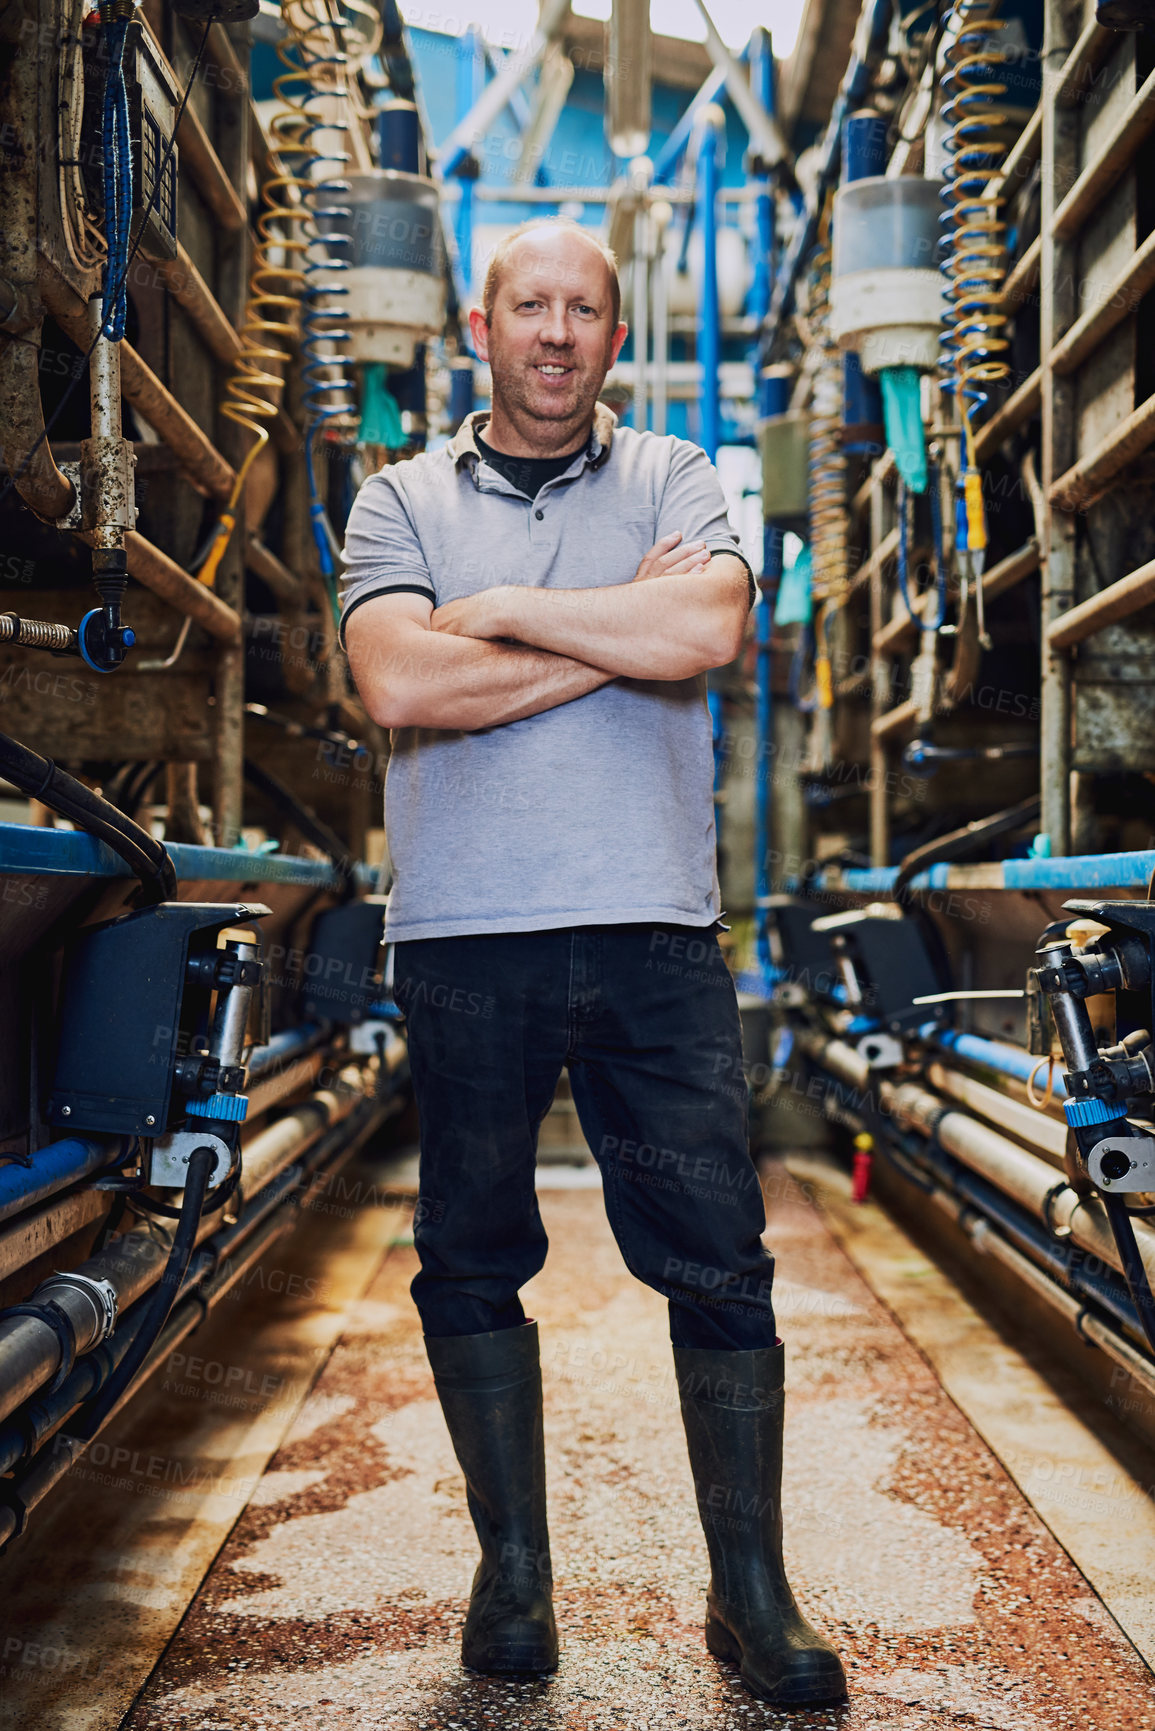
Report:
468,230,628,435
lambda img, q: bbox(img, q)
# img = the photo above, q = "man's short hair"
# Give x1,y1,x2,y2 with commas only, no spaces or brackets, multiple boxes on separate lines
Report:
481,217,622,328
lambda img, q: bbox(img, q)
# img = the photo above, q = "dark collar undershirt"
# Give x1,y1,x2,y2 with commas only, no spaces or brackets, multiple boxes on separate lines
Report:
475,430,588,499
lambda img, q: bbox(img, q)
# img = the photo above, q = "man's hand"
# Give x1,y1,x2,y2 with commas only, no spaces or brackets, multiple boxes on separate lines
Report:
633,530,711,582
431,531,712,641
431,588,512,641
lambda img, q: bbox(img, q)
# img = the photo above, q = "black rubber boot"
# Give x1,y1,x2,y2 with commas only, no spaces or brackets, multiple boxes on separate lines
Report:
425,1321,558,1675
674,1341,847,1707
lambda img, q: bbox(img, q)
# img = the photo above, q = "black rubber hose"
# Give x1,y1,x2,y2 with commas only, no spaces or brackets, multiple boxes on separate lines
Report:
68,1143,215,1441
0,732,177,904
893,795,1041,902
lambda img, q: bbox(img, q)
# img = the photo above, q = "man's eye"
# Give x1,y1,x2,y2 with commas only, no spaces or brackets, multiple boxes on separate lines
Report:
575,305,596,316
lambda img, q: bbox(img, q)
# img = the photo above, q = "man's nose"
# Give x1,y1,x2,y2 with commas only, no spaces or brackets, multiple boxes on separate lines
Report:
540,303,572,345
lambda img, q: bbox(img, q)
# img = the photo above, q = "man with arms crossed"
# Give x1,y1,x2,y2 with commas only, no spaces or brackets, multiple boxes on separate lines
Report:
341,218,845,1708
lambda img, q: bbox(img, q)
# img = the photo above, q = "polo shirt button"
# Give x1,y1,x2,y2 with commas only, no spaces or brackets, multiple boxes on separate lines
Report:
535,508,544,519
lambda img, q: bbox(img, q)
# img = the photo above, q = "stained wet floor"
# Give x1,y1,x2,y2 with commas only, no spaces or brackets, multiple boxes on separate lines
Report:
116,1160,1155,1731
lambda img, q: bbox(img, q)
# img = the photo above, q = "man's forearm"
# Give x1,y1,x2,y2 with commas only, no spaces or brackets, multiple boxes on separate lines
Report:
353,624,613,731
440,566,749,680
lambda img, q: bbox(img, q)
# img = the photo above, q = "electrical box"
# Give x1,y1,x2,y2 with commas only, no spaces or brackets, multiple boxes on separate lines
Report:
765,897,839,1001
299,898,388,1025
813,905,943,1031
758,412,811,520
48,903,270,1137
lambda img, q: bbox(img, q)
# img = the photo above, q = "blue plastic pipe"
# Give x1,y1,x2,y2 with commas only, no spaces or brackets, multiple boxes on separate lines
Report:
653,40,752,187
452,29,483,304
0,1137,115,1227
248,1023,330,1081
747,29,776,335
924,1025,1068,1099
697,113,722,461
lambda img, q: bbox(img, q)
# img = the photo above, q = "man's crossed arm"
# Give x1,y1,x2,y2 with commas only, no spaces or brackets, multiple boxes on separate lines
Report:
344,533,750,733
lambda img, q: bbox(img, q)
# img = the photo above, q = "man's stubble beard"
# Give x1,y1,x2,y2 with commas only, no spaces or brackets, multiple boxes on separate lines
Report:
489,337,614,437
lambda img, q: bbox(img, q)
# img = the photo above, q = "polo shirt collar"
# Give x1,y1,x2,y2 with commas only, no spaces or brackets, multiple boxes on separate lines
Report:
449,402,617,472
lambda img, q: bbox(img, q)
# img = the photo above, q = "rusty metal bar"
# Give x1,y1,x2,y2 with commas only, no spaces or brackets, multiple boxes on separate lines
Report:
0,4,75,523
852,451,896,520
1051,227,1155,377
981,538,1042,603
849,525,899,595
246,535,303,603
1038,0,1079,858
153,243,242,367
149,246,299,455
42,284,237,501
1047,555,1155,651
998,105,1043,190
999,237,1040,310
871,698,919,742
1055,18,1115,107
870,541,1041,659
974,368,1041,462
1051,65,1155,242
172,79,246,233
0,338,76,521
1049,389,1155,512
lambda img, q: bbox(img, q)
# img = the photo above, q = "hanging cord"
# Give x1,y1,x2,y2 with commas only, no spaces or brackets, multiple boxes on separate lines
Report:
0,732,177,904
896,472,949,635
67,1145,215,1441
0,17,212,512
1026,1054,1056,1110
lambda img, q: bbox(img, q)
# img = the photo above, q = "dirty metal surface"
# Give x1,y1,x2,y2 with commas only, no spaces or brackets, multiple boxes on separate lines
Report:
121,1163,1155,1731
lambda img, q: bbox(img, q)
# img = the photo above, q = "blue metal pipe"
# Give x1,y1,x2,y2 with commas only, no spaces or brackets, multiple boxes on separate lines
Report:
925,1026,1068,1099
248,1023,331,1082
754,363,789,979
697,113,722,461
0,1138,117,1228
747,28,776,330
827,850,1155,895
652,40,753,187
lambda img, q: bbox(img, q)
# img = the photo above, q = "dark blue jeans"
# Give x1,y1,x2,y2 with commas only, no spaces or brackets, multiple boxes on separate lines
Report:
393,923,777,1351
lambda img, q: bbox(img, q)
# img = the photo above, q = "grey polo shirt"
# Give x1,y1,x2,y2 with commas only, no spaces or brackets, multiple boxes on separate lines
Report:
339,404,749,942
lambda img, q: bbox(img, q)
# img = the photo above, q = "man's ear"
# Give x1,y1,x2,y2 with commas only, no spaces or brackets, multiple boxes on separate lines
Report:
609,321,629,366
468,306,490,361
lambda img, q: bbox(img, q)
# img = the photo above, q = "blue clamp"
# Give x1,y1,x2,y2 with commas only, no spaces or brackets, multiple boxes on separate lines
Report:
1063,1096,1120,1128
186,1093,248,1123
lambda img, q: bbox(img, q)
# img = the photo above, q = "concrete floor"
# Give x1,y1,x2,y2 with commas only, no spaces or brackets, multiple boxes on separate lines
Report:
96,1159,1155,1731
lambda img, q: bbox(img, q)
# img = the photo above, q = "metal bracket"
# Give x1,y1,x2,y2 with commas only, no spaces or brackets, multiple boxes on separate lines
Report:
38,1271,118,1347
1087,1133,1155,1193
857,1031,903,1070
149,1131,232,1189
